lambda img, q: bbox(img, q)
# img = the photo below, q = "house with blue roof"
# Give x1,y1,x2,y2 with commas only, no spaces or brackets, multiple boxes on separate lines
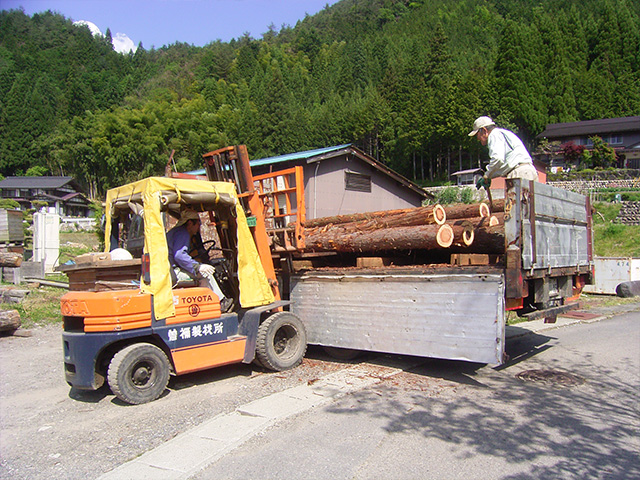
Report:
187,144,430,220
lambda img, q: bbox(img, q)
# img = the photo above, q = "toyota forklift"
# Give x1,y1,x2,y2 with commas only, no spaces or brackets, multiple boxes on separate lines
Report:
60,152,307,404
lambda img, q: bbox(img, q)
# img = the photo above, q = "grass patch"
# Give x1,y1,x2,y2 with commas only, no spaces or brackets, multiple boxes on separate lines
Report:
1,286,64,328
59,231,100,264
592,202,640,257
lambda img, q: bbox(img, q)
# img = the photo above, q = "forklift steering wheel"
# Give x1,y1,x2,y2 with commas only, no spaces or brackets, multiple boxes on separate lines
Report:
202,240,222,255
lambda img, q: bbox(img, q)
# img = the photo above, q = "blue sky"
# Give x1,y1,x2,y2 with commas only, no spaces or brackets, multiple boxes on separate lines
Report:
2,0,339,50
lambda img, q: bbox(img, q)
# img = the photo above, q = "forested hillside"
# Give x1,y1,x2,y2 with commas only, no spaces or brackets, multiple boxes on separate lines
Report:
1,0,638,198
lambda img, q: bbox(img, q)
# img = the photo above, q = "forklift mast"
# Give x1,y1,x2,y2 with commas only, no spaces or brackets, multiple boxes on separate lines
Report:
202,146,282,300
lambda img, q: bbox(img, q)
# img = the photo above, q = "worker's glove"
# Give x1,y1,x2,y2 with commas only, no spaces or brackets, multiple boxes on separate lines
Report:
198,263,215,277
476,176,491,190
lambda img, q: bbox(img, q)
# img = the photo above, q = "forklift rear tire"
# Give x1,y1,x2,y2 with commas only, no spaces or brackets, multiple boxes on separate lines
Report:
256,312,307,371
107,343,170,405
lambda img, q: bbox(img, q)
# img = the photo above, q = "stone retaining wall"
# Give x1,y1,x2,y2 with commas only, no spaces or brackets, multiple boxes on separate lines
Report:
616,202,640,225
547,179,639,194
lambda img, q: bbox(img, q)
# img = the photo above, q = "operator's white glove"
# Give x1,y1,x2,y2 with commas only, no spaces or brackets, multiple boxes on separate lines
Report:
198,263,215,277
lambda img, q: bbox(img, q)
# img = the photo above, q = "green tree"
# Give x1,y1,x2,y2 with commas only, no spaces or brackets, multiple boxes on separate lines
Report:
583,136,617,169
493,19,546,142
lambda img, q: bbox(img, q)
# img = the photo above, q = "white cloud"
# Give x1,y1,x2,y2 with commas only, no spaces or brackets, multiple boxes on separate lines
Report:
73,20,137,54
112,33,137,55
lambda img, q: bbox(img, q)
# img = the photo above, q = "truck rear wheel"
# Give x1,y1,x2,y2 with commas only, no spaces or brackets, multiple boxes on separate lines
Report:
256,312,307,371
107,343,170,405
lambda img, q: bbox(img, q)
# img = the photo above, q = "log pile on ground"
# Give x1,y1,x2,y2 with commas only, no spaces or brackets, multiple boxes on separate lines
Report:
302,202,505,255
0,252,23,268
0,309,21,334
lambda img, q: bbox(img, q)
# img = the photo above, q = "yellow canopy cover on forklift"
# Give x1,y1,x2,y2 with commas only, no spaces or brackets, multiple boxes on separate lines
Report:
104,177,275,319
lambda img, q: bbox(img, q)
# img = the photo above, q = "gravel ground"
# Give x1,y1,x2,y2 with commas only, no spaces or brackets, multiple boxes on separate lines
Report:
0,324,347,480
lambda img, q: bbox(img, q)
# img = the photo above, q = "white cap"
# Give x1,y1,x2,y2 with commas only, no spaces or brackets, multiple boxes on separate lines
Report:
468,116,495,136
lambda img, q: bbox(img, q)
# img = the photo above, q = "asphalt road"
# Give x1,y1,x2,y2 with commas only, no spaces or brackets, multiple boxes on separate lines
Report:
192,308,640,480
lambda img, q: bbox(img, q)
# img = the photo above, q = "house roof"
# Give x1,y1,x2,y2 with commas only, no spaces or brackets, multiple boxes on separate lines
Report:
537,116,640,139
187,144,431,199
452,168,483,176
251,144,352,167
0,176,85,193
186,144,351,175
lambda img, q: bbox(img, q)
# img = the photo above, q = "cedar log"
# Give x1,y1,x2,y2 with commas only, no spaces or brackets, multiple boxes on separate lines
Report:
303,205,447,238
0,252,22,267
449,213,503,230
443,203,491,221
464,224,505,254
488,198,505,213
449,221,475,246
303,204,446,228
304,223,455,253
0,310,21,333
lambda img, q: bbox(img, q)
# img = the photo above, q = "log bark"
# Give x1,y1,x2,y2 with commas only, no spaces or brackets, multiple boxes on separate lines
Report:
449,213,503,230
0,310,21,333
443,203,491,221
303,204,446,228
489,198,505,213
303,205,447,239
0,252,22,267
463,225,505,254
304,223,455,253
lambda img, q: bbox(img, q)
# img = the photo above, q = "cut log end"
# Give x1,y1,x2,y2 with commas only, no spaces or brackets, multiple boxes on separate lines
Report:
436,224,454,248
488,215,500,226
462,225,474,246
433,204,447,225
479,203,491,218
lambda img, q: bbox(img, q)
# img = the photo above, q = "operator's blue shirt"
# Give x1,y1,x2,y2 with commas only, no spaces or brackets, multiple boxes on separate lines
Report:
166,224,199,275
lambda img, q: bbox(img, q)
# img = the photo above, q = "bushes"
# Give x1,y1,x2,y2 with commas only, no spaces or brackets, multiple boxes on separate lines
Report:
431,186,477,205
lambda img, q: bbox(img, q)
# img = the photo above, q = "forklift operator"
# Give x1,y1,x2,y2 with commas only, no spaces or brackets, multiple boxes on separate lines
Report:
167,209,227,304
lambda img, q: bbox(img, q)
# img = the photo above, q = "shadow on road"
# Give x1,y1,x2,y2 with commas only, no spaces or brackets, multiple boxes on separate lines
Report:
324,348,639,479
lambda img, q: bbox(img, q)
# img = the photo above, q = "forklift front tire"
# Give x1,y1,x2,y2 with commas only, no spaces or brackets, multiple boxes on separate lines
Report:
107,343,170,405
256,312,307,371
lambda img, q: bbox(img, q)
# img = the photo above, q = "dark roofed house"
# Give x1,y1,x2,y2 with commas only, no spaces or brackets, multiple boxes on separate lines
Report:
536,116,640,169
187,144,431,220
0,176,92,217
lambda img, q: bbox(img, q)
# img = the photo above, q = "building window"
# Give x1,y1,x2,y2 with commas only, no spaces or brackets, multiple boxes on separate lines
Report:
607,135,623,144
345,171,371,192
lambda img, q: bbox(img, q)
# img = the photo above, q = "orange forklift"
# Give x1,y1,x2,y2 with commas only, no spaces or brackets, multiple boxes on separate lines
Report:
60,147,307,404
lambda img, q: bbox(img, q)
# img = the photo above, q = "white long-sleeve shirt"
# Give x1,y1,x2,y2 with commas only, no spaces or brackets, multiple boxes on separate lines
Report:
485,128,533,179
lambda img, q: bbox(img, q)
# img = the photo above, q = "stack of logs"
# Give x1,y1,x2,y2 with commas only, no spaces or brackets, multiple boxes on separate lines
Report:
302,199,505,254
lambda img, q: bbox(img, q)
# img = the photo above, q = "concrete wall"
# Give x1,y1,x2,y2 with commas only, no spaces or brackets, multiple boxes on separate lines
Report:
33,212,60,273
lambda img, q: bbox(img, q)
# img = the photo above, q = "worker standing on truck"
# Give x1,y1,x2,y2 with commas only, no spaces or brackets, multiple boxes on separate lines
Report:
468,116,538,190
167,209,230,309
